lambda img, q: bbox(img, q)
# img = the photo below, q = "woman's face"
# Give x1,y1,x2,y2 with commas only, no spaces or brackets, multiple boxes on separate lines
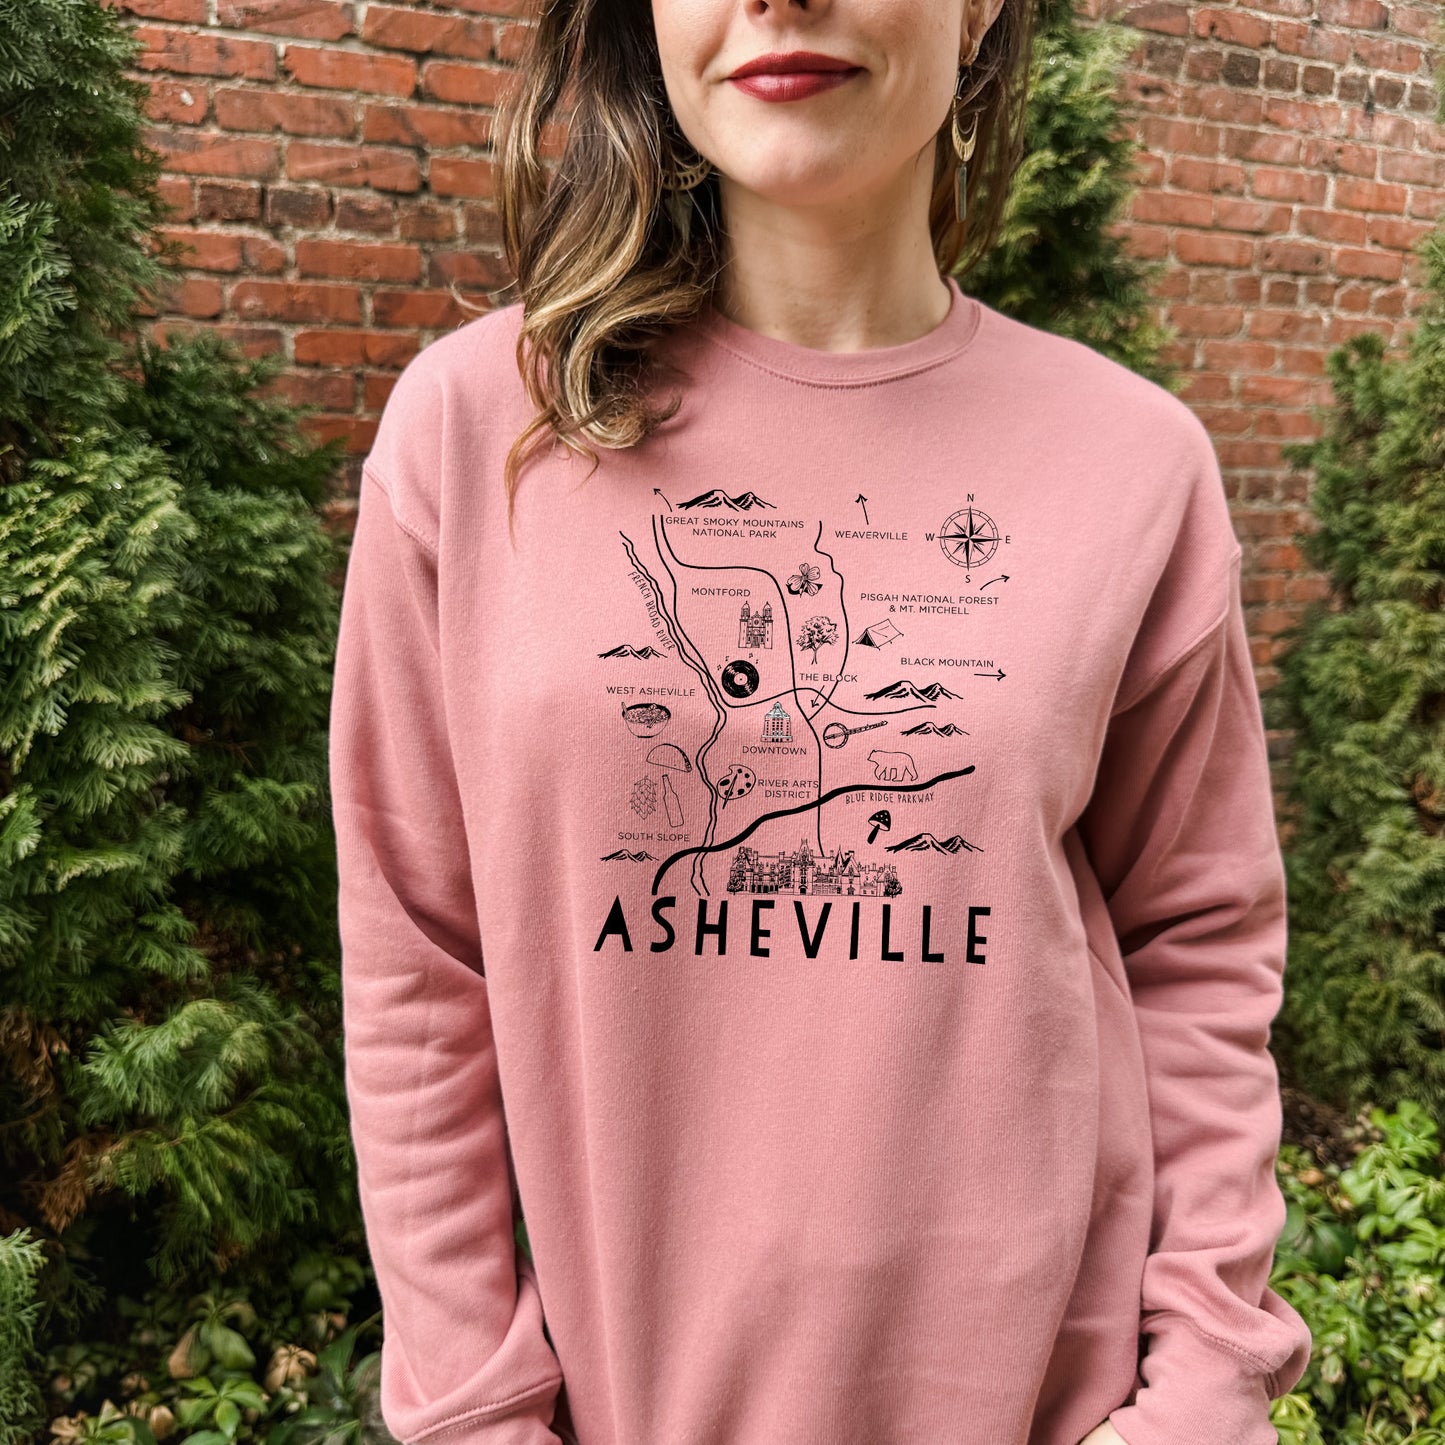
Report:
651,0,979,212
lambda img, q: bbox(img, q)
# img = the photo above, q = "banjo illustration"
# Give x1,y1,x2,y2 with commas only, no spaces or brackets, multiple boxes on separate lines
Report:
821,718,888,749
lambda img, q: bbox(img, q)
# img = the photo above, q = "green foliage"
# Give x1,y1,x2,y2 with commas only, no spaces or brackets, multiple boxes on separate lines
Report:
0,1228,48,1444
0,0,357,1433
1268,229,1445,1119
0,0,183,448
42,1253,387,1445
1271,1102,1445,1443
965,0,1175,384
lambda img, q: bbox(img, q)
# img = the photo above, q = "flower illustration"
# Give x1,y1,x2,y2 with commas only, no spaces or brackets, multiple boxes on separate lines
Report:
786,561,822,596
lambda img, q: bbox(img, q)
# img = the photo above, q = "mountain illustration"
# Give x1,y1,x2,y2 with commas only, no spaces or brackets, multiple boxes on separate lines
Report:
676,488,773,511
600,849,658,862
900,721,970,736
598,643,667,659
883,832,981,854
864,679,963,702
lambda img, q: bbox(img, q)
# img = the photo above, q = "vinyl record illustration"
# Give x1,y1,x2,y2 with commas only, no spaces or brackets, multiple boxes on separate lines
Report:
720,659,760,698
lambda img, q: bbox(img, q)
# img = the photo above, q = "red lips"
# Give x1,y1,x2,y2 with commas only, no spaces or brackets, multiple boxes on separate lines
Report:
727,50,863,102
728,50,860,78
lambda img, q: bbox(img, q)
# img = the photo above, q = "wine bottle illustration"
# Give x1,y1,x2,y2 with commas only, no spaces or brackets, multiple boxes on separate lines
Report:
662,772,684,827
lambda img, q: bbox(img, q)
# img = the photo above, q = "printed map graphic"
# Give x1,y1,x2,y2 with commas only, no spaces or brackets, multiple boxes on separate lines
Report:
616,514,976,898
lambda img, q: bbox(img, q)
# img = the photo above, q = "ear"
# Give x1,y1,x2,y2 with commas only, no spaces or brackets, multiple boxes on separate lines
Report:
964,0,1008,51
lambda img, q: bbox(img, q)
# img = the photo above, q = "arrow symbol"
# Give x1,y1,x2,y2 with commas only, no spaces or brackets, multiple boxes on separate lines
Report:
654,488,673,511
973,669,1006,680
856,493,869,525
979,574,1009,589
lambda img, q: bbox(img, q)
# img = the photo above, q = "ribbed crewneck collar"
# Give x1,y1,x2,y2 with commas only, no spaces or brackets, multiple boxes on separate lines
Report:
691,273,982,388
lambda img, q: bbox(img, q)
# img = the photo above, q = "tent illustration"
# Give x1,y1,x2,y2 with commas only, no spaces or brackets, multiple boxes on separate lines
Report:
854,619,903,648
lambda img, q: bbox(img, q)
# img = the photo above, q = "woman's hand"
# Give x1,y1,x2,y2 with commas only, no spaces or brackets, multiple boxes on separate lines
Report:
1076,1422,1128,1445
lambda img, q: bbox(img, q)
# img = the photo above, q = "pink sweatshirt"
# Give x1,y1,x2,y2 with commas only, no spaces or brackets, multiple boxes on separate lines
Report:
329,274,1313,1445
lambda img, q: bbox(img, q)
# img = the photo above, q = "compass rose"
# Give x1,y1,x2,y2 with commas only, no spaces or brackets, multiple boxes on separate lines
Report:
937,506,1000,570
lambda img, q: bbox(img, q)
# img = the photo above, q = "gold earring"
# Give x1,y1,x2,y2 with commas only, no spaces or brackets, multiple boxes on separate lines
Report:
952,51,981,224
661,141,714,192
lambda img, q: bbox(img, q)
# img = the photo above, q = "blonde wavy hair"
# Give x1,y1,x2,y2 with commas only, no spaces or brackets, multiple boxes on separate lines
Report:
487,0,1036,519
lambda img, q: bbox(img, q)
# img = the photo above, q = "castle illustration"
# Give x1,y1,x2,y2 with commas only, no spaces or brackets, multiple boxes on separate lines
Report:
761,701,792,743
727,839,902,896
738,600,773,649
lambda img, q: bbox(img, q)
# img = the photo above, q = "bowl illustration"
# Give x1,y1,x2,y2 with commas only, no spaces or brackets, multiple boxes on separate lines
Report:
622,701,672,738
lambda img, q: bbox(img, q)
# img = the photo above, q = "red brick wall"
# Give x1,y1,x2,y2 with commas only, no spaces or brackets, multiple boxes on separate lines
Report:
121,0,1442,713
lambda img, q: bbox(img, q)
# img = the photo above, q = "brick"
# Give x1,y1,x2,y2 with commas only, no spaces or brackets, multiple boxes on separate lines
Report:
1214,198,1292,232
232,279,363,323
1131,189,1214,226
294,329,418,367
196,180,262,220
286,142,420,191
1301,139,1378,179
119,0,206,17
1223,128,1300,164
399,201,461,241
362,6,497,60
1333,177,1408,213
1201,340,1281,371
1167,157,1246,193
266,187,332,227
133,25,277,80
159,227,244,271
146,78,209,124
1273,21,1352,64
1175,230,1256,266
1350,37,1427,76
1260,240,1329,273
167,274,225,317
1334,247,1405,281
1366,216,1435,250
1126,1,1190,35
149,129,281,179
1193,8,1272,47
274,370,354,409
1298,206,1368,243
428,250,510,288
156,176,195,220
420,58,511,106
372,289,475,327
1262,59,1299,91
214,88,356,137
211,325,285,358
428,155,496,199
296,238,423,282
1252,167,1327,204
364,102,493,149
217,0,352,39
281,45,416,96
1246,309,1324,342
335,193,398,233
1161,303,1242,336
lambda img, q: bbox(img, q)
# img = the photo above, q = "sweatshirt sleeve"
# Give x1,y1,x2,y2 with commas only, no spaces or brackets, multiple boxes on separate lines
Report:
330,460,565,1445
1077,537,1313,1445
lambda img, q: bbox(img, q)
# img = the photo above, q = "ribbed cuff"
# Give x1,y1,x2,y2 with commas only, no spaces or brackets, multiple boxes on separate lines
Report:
1107,1318,1279,1445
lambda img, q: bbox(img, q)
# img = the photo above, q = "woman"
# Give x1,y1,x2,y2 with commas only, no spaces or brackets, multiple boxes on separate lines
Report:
329,0,1314,1442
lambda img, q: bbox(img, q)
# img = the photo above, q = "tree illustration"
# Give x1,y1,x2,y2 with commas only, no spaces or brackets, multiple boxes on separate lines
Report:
795,615,838,664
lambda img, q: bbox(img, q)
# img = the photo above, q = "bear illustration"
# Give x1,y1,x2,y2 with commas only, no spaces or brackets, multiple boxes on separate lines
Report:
867,749,918,783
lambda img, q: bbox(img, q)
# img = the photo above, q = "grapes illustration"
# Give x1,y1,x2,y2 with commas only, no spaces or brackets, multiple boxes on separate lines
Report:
717,764,755,807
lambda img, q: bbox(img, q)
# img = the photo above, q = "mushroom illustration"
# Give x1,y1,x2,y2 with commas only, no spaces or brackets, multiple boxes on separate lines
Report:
866,809,891,845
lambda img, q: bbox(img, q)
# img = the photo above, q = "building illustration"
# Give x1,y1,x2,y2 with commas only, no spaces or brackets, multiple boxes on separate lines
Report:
727,840,902,896
761,701,792,743
738,600,774,649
